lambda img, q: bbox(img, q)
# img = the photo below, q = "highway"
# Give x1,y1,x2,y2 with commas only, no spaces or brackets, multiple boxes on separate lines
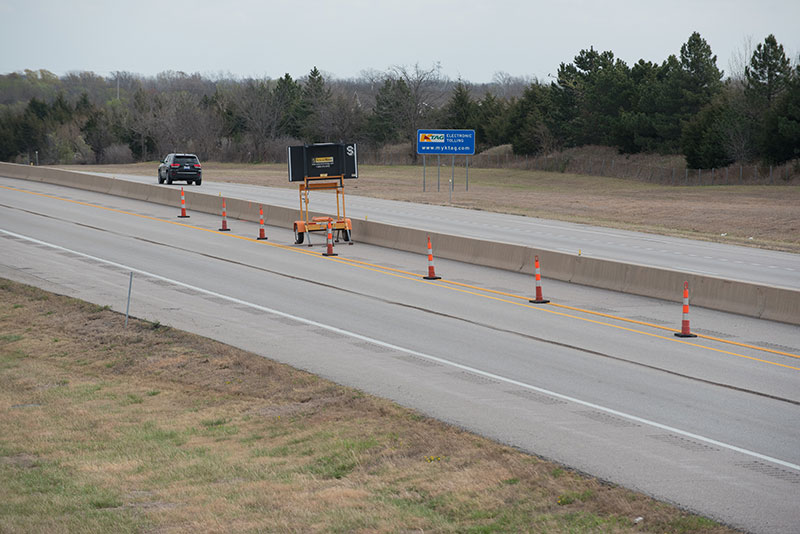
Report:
2,175,800,533
83,171,800,290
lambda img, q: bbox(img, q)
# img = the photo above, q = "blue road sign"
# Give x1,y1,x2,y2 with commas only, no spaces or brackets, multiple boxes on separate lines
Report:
416,129,475,155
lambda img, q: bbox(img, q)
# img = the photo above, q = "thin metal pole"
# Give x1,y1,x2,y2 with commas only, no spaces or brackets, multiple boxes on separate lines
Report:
423,155,426,192
125,272,133,327
451,155,455,191
466,156,469,191
437,155,440,192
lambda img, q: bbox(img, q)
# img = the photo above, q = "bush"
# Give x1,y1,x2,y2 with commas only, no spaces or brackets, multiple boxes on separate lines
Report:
101,144,134,164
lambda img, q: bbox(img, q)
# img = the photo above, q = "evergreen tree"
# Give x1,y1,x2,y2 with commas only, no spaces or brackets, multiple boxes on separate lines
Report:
678,32,723,117
549,47,634,148
621,56,685,153
510,83,552,155
760,66,800,164
442,80,476,129
17,98,50,160
367,78,411,145
273,73,302,138
681,93,735,168
475,92,511,148
745,34,792,108
300,67,332,142
0,107,21,161
45,92,73,126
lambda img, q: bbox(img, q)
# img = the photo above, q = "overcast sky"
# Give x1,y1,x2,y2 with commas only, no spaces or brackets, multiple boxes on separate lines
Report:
1,0,798,84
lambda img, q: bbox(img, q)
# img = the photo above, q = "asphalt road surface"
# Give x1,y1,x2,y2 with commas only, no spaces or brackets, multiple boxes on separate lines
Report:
2,176,799,533
85,171,800,290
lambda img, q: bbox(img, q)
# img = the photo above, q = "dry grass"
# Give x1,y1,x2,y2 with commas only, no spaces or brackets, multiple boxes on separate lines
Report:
60,158,800,253
0,278,739,533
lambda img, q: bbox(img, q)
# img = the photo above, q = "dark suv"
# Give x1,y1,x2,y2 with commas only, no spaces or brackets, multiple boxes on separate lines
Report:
158,153,202,185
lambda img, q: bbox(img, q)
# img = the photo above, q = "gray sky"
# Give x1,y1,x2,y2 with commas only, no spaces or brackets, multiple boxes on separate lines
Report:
1,0,798,83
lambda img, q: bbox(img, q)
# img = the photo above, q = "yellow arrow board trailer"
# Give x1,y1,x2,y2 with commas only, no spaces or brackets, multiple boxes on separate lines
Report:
288,143,357,245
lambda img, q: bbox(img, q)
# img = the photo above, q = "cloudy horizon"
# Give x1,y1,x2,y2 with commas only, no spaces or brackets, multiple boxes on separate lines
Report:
1,0,798,84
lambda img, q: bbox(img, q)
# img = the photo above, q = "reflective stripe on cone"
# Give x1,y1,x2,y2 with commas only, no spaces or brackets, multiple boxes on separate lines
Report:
322,220,337,256
529,255,550,304
675,281,697,338
423,236,441,280
219,198,230,231
257,206,268,240
178,187,189,218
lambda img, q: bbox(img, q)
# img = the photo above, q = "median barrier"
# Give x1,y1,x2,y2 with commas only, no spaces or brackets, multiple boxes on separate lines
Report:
4,163,798,325
38,166,113,193
145,185,177,207
108,178,152,202
0,162,32,180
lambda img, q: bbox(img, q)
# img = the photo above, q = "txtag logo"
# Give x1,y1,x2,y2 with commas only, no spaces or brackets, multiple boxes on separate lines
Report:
419,133,445,143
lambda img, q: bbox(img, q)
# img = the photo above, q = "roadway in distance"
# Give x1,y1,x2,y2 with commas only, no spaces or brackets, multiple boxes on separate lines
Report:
83,171,800,291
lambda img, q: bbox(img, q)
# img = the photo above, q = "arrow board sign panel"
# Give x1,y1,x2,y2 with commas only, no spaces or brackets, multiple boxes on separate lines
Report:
416,129,475,155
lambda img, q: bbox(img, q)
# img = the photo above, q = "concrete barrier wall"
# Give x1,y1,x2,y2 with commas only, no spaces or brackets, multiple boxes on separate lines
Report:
3,162,798,325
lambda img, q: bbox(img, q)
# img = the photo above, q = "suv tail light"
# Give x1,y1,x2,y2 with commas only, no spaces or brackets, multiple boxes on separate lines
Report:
170,163,180,168
193,163,202,168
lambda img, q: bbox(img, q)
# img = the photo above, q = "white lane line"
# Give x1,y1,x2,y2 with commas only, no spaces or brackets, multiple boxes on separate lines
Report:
4,227,799,473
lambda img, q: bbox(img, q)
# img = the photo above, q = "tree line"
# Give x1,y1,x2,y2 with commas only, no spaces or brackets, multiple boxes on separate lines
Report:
0,32,797,169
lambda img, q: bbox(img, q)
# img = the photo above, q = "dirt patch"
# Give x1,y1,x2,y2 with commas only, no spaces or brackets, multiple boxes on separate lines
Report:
0,278,738,533
59,159,800,253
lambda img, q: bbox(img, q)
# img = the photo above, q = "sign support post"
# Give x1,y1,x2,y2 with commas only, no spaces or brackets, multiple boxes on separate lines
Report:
466,156,469,191
416,129,475,195
451,155,455,190
437,155,441,192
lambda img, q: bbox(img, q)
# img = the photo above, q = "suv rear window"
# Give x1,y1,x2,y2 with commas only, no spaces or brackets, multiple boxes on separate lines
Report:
174,156,198,165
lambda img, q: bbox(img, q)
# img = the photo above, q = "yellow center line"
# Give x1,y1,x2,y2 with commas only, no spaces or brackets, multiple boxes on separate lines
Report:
4,183,799,372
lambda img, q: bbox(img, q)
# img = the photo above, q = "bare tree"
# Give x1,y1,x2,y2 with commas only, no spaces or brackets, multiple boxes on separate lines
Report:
316,89,365,142
728,35,755,84
125,88,160,161
153,91,221,159
223,78,281,160
490,71,535,99
389,62,449,160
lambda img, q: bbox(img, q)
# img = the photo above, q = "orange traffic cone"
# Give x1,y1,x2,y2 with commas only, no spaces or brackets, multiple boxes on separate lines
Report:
674,281,697,337
257,205,268,240
219,198,230,231
423,236,441,280
529,255,550,303
322,220,337,256
177,187,189,218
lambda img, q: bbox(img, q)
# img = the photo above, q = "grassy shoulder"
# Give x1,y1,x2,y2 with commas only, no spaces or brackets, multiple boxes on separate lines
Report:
0,278,738,533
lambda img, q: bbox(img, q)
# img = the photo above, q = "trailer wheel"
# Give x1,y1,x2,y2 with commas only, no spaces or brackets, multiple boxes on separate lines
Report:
294,226,304,244
340,229,351,242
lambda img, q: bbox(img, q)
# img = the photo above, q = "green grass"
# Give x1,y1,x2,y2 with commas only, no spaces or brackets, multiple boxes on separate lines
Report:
0,277,739,533
0,333,23,343
0,458,139,533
